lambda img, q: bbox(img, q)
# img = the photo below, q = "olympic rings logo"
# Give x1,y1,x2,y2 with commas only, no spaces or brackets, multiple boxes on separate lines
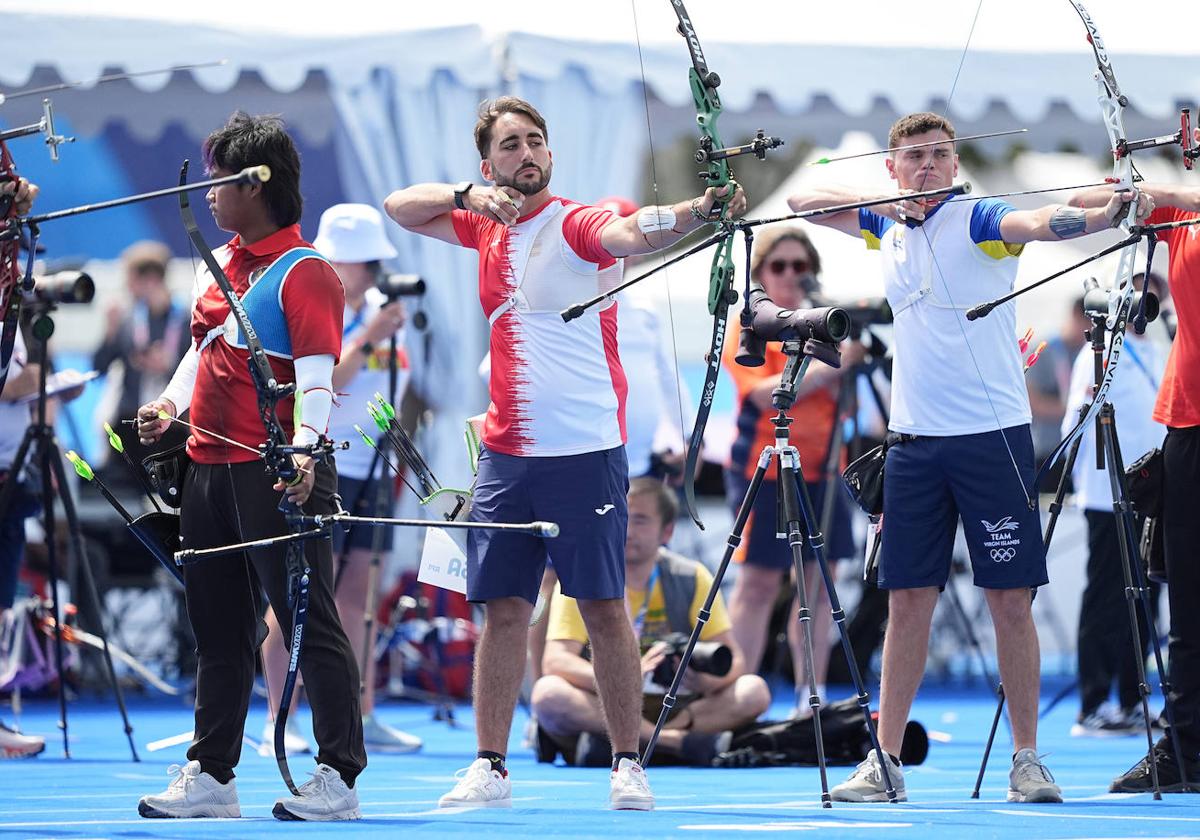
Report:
990,548,1016,563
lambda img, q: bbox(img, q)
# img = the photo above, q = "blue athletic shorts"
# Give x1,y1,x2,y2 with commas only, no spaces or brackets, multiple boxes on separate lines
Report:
466,445,629,604
725,472,856,569
879,425,1047,590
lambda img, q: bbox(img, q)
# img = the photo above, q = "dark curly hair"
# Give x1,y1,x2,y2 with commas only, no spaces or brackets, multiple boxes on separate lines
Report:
204,111,302,228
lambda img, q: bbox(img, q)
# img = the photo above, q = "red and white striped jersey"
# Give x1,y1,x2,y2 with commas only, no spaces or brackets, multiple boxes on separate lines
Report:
452,197,627,457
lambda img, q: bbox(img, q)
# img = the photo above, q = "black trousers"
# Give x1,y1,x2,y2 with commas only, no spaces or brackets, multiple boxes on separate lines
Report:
1163,425,1200,757
181,460,366,785
1077,510,1154,715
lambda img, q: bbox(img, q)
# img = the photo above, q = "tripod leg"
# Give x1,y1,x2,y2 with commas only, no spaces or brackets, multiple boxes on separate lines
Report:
780,456,832,807
1095,416,1160,798
33,432,71,758
973,684,1006,799
641,449,771,768
47,448,140,761
790,457,898,804
1106,417,1189,792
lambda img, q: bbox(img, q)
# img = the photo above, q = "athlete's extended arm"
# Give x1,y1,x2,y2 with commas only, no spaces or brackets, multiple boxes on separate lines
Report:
1000,190,1152,243
599,183,746,258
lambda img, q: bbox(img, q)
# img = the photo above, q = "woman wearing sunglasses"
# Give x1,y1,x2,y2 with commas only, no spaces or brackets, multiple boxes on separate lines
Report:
721,226,863,719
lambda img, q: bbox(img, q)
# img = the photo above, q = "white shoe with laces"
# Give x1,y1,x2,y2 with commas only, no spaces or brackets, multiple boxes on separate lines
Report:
272,763,362,821
610,757,654,810
138,760,241,818
438,757,512,808
258,718,312,757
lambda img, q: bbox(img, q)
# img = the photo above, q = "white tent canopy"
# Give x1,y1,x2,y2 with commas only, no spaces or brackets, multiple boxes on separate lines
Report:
9,3,1198,121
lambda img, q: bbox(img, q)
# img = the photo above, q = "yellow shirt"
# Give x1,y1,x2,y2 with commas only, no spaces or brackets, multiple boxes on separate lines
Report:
547,561,732,652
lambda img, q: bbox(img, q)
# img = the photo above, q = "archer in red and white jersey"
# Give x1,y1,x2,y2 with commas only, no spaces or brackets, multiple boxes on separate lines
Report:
385,95,746,811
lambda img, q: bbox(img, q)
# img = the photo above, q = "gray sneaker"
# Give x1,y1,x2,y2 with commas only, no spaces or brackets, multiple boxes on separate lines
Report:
1008,748,1063,802
830,750,906,802
362,713,422,754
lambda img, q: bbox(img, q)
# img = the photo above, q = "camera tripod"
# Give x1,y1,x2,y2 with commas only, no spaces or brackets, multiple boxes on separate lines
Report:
642,337,898,806
0,305,138,760
973,311,1188,799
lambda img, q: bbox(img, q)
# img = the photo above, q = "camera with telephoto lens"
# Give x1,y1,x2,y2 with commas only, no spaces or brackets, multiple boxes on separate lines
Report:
650,632,733,687
735,284,850,368
377,273,426,300
29,271,94,305
1081,276,1158,327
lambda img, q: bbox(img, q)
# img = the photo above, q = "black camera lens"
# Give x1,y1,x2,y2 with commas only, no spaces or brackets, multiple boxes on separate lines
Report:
31,271,94,305
378,273,426,299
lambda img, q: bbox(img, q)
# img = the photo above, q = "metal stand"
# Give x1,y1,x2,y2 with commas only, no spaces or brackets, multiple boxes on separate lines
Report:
972,315,1185,800
0,307,138,760
641,339,898,806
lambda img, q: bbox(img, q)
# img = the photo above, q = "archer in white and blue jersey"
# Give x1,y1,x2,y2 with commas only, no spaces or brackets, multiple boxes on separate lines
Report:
786,111,1153,804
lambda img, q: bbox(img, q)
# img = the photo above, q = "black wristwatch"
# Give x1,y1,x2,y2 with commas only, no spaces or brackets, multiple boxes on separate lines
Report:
453,181,473,211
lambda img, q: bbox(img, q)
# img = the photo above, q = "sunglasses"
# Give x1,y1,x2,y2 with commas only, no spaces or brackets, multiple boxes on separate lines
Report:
766,259,811,275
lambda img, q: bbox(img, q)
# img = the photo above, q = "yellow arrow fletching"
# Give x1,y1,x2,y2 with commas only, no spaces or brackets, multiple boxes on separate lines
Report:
103,422,125,453
65,450,94,481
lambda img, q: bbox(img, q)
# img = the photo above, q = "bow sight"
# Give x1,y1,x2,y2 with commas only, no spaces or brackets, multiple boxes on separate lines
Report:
695,128,784,166
0,99,73,161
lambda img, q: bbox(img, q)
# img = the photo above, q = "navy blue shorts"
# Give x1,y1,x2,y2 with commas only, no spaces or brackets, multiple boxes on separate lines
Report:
466,446,628,604
879,425,1047,590
332,475,394,553
725,473,856,569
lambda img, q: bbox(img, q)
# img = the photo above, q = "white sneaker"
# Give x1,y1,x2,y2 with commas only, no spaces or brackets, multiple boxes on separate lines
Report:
138,760,241,818
610,757,654,810
272,763,362,821
438,757,512,808
258,718,312,757
362,713,422,754
830,750,907,802
0,722,44,759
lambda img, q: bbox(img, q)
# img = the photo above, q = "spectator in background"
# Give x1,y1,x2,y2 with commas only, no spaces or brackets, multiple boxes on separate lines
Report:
1062,276,1166,737
261,203,421,756
1026,295,1090,489
532,478,769,766
93,241,191,470
721,226,862,717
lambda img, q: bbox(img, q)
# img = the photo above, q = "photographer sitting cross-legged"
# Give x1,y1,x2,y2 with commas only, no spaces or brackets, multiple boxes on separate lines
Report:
532,478,771,767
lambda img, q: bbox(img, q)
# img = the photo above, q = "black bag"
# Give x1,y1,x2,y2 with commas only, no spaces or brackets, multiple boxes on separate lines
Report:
141,443,191,510
842,445,886,516
715,697,929,768
1125,447,1164,518
841,433,913,516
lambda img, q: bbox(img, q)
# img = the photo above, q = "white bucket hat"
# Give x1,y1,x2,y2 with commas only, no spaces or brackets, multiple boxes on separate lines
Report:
313,203,398,263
